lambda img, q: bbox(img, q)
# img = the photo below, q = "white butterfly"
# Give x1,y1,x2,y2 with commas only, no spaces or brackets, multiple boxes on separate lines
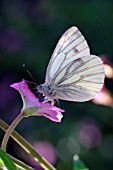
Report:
37,26,105,104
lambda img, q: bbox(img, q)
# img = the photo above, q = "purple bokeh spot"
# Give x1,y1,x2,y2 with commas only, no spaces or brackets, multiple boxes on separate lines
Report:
79,124,102,149
0,28,23,51
29,141,57,170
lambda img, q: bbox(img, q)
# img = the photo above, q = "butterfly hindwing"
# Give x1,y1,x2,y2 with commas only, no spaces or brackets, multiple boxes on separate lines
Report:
54,55,104,102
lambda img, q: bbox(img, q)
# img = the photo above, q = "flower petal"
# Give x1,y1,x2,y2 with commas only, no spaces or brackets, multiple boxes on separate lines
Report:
10,80,40,109
42,110,63,122
38,102,64,122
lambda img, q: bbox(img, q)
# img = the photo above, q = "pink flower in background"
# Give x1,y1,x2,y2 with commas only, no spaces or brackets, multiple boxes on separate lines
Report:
100,55,110,65
100,55,113,79
92,86,113,108
11,80,64,122
29,141,57,170
92,55,113,107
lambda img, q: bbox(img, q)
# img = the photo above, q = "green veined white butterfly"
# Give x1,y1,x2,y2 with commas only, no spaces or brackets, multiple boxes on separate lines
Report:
37,26,105,105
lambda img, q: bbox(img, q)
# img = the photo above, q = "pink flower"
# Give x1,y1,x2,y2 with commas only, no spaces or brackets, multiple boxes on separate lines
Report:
100,55,113,79
92,86,113,108
10,80,64,122
100,55,110,65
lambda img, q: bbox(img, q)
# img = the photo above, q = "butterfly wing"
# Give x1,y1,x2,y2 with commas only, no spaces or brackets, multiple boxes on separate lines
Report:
45,26,104,102
45,26,90,85
54,55,104,102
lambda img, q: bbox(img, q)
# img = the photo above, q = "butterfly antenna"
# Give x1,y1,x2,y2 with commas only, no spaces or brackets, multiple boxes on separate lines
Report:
24,79,37,85
23,64,37,83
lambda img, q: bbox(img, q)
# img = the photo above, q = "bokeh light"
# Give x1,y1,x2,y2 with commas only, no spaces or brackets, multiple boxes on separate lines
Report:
78,124,102,149
29,141,57,170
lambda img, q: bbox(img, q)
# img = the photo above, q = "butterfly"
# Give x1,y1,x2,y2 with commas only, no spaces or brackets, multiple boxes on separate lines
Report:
37,26,105,105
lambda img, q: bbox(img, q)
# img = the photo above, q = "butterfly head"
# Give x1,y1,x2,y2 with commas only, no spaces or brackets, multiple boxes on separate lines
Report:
37,84,57,105
37,83,48,94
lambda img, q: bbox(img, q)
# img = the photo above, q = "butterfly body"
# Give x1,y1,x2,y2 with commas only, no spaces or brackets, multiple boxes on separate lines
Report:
37,26,105,104
37,83,58,103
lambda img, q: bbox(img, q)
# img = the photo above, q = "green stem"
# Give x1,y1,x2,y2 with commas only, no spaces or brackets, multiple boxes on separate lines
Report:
10,155,34,170
0,119,57,170
1,111,24,151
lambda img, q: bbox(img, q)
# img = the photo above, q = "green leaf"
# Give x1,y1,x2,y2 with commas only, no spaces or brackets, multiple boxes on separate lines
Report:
0,158,4,167
0,148,17,170
73,155,89,170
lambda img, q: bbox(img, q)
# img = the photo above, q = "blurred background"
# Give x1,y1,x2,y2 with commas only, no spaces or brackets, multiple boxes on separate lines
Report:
0,0,113,170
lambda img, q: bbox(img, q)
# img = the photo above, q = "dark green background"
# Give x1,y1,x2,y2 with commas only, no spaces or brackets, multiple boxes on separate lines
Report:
0,1,113,170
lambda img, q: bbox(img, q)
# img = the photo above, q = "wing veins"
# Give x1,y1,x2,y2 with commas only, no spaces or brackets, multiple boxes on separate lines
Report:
54,58,83,85
47,29,79,78
60,33,82,54
71,85,99,93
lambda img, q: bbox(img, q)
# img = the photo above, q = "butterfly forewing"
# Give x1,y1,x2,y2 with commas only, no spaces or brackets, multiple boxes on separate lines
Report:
45,27,90,85
44,26,104,102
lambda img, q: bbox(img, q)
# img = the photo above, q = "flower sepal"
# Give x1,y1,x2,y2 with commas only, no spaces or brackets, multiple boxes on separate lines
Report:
22,106,42,117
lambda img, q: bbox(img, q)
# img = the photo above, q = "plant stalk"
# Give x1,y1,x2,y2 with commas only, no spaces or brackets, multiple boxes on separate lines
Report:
1,111,24,151
0,119,57,170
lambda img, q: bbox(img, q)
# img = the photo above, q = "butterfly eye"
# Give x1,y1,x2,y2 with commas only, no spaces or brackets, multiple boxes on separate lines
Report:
37,85,43,93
